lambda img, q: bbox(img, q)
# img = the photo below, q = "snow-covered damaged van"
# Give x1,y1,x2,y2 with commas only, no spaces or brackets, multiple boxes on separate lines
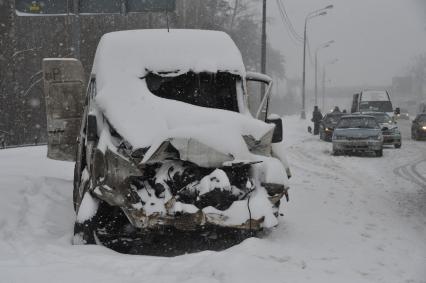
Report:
43,30,291,252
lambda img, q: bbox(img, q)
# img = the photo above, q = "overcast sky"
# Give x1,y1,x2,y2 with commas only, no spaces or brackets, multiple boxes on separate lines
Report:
265,0,426,87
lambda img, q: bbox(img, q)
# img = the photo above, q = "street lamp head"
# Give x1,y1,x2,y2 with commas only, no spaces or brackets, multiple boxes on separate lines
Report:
325,4,334,9
319,11,327,16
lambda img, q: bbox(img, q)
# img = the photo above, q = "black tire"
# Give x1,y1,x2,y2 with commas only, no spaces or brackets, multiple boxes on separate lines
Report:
375,149,383,157
73,165,90,213
73,195,128,246
73,215,97,244
394,143,401,149
73,163,80,212
333,150,340,156
73,191,102,245
73,140,87,211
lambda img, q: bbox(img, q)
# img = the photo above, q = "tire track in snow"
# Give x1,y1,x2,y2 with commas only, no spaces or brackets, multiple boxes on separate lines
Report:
394,159,426,189
411,162,426,183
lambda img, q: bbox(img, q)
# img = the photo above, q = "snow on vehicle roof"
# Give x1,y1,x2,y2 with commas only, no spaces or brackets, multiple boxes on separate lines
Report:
92,29,246,84
93,29,272,152
361,90,389,101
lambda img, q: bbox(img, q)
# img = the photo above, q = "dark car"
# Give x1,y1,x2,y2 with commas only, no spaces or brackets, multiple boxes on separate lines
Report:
319,112,345,141
411,114,426,140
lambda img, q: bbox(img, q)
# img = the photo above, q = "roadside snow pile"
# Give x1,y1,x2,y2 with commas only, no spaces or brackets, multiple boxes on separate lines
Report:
1,118,425,283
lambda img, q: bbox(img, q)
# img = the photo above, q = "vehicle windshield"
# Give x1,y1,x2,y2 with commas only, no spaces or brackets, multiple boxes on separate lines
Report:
367,113,392,124
361,90,389,101
324,114,344,125
337,117,379,129
359,101,393,112
417,115,426,122
146,71,239,112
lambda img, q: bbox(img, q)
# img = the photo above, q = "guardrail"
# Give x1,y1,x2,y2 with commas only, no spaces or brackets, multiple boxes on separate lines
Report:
0,143,47,150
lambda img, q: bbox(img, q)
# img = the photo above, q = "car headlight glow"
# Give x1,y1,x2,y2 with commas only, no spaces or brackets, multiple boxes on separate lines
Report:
422,126,426,130
325,128,332,132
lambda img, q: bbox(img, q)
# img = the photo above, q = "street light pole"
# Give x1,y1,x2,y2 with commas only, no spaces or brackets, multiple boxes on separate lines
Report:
322,58,338,111
72,0,80,59
300,4,333,119
315,40,334,107
301,18,307,119
261,0,267,99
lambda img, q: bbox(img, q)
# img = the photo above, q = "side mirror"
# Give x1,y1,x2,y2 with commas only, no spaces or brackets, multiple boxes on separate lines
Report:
87,115,98,142
266,116,283,143
394,107,401,115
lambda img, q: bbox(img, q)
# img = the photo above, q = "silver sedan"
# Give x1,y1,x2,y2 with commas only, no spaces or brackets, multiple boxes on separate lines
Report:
332,115,384,157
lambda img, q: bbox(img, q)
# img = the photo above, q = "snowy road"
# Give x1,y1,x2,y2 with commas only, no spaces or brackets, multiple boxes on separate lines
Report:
0,117,425,283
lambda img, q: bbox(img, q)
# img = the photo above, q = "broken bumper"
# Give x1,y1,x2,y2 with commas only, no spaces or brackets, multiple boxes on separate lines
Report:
93,184,288,232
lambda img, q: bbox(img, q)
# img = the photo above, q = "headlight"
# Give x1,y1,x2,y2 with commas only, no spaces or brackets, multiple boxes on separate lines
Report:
422,126,426,130
325,128,332,132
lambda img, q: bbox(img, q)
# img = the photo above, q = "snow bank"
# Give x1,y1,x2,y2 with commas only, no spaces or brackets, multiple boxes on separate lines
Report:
1,119,426,282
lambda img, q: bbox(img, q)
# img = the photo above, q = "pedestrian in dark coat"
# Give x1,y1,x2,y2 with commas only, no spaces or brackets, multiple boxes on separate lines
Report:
311,106,323,135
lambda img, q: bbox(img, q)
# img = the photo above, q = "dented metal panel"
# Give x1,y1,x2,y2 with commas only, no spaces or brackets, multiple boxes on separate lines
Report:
43,59,85,161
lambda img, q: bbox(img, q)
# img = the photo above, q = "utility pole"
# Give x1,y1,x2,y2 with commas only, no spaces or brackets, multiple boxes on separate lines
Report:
300,4,333,119
315,40,334,107
322,66,326,111
261,0,267,99
72,0,80,59
322,58,338,111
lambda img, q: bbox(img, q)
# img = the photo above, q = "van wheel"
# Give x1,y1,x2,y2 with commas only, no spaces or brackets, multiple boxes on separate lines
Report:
73,192,100,245
73,194,128,246
394,143,401,149
375,149,383,157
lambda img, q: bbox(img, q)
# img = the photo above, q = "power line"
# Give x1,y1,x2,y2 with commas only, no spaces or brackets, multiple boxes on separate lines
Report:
275,0,303,45
275,0,302,45
277,0,303,41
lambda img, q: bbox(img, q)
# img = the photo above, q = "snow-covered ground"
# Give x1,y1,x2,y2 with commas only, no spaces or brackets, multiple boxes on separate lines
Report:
0,117,425,283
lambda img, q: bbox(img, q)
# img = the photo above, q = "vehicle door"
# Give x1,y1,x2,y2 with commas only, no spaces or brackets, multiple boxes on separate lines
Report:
43,58,85,161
